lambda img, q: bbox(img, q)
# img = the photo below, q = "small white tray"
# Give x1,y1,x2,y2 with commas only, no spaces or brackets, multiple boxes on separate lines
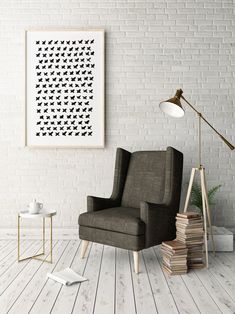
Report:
19,209,57,219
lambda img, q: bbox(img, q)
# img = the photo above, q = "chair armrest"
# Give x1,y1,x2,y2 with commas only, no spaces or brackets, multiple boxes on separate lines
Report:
140,201,176,248
87,196,120,212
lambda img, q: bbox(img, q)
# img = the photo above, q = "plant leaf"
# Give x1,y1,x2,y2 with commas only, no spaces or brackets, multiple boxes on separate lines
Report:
190,183,221,211
190,183,202,210
207,185,221,205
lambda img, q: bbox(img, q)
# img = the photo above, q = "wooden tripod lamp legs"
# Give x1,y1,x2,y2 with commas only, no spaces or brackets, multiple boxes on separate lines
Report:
183,168,196,212
183,167,216,268
200,170,209,267
201,169,216,255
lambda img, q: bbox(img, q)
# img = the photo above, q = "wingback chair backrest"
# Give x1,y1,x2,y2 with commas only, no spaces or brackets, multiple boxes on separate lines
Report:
120,147,183,211
121,151,166,208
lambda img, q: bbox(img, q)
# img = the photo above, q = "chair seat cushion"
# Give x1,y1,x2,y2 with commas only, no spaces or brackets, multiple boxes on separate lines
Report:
79,207,145,236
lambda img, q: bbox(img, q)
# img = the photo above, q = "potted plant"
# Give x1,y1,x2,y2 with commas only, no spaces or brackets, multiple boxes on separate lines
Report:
190,183,221,214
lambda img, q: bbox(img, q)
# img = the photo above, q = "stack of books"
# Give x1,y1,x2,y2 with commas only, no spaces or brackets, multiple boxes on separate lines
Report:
161,240,188,275
176,212,204,269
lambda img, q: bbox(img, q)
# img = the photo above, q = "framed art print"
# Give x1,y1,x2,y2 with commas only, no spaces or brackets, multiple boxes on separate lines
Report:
25,29,104,147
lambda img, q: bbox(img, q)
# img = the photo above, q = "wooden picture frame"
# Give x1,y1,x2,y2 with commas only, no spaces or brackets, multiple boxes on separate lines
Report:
25,29,105,148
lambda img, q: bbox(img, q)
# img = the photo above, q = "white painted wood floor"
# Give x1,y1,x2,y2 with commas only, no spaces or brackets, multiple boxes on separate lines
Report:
0,239,235,314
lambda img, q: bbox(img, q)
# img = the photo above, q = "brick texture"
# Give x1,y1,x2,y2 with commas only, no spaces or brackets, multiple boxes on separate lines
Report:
0,0,234,228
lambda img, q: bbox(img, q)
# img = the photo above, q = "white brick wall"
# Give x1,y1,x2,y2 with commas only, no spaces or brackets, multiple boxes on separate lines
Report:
0,0,234,229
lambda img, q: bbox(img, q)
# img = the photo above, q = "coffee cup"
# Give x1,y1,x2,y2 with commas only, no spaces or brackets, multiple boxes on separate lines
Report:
28,199,43,214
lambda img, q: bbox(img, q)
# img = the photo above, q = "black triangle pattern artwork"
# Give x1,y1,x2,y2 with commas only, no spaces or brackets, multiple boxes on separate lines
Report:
35,39,95,137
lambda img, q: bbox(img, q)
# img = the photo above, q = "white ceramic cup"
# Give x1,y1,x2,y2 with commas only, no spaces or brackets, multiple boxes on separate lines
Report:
28,202,43,214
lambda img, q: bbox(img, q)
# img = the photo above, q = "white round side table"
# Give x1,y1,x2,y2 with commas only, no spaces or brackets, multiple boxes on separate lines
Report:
17,209,56,263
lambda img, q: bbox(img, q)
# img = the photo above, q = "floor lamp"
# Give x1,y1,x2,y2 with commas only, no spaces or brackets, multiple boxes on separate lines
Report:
159,89,234,268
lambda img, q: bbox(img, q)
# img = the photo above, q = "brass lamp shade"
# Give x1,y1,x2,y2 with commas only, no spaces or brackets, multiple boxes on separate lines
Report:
159,88,235,151
159,89,185,118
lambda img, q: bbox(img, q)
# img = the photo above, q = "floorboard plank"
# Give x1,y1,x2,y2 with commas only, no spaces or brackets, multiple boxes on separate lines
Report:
0,240,10,251
8,240,68,314
130,250,157,314
181,270,221,314
115,248,136,314
0,239,234,314
216,252,235,265
0,240,46,293
50,240,89,314
194,268,235,313
143,247,178,314
29,240,79,314
0,241,18,264
212,252,235,272
0,241,38,284
208,253,235,302
93,246,116,314
72,243,104,314
0,241,55,313
154,247,200,314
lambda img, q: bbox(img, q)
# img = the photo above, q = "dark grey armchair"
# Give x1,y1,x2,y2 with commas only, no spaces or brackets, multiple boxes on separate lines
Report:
78,147,183,273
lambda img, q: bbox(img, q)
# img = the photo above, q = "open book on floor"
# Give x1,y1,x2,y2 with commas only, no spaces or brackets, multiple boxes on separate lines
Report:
47,267,88,286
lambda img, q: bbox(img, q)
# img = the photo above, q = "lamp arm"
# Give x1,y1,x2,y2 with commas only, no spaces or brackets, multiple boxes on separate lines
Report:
181,95,234,151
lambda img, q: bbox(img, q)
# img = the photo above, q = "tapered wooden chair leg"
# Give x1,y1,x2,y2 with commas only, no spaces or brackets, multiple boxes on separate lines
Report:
133,251,139,274
80,240,89,259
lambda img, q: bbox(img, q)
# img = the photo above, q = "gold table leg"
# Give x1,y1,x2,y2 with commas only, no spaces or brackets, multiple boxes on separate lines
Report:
18,216,53,264
50,216,53,263
43,217,45,255
17,214,20,262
